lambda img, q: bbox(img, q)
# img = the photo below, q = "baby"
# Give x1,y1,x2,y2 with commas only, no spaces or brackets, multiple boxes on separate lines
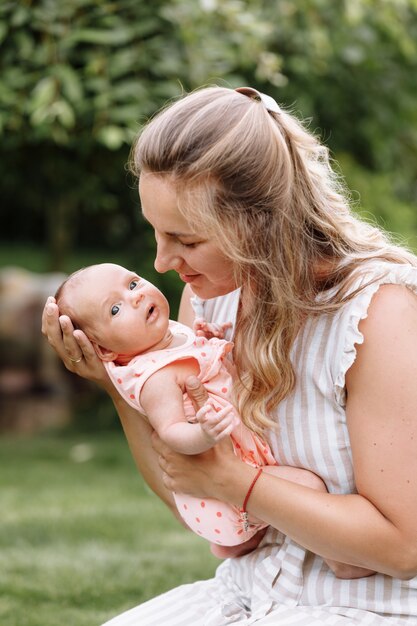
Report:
55,263,321,555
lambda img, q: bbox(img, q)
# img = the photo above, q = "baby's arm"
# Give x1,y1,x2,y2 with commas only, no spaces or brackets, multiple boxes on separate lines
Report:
193,317,232,340
140,363,236,455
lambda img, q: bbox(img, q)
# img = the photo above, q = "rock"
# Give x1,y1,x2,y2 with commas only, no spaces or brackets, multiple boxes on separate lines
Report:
0,267,72,433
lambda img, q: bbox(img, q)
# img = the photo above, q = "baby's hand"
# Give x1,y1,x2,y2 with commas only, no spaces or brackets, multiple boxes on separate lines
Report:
197,401,240,444
193,317,233,340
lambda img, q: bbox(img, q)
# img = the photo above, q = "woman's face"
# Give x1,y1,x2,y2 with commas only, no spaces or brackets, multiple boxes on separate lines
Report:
139,173,238,300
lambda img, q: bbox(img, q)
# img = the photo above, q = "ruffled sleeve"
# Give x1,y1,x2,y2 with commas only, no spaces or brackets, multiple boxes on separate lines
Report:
333,263,417,407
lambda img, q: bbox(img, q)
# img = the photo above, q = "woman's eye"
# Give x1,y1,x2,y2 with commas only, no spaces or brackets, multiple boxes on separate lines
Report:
181,241,199,248
129,280,138,290
111,305,120,316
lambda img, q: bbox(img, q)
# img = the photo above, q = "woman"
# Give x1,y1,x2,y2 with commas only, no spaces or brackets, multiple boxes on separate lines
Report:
42,86,417,625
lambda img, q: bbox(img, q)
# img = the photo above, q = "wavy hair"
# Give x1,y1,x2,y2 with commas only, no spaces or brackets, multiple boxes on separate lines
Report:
131,86,416,435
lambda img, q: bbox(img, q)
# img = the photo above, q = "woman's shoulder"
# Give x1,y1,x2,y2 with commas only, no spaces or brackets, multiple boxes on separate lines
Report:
348,259,417,291
352,281,417,344
337,261,417,326
331,260,417,406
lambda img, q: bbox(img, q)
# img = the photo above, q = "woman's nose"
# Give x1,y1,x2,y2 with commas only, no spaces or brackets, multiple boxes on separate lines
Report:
154,242,181,273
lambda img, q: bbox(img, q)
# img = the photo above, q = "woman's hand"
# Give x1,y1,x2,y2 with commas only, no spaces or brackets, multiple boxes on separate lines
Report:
152,430,236,499
41,296,109,388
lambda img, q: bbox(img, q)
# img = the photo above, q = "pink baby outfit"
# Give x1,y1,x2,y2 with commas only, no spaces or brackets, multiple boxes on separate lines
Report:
105,320,277,546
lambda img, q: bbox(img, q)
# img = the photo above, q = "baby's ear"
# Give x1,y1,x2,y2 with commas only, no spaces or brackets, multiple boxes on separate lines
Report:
93,342,118,362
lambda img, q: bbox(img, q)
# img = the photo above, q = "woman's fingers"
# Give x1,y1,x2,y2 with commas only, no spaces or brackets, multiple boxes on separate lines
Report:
73,329,97,360
58,315,83,358
185,376,209,411
41,296,56,336
42,300,80,359
62,326,107,381
151,432,181,490
42,300,63,349
152,431,237,498
41,297,105,381
151,430,165,453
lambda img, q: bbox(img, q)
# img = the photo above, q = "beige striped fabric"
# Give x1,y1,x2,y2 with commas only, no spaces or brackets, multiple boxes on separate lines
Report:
102,262,417,626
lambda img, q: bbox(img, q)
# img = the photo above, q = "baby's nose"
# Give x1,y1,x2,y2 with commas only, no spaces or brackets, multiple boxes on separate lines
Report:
131,291,144,306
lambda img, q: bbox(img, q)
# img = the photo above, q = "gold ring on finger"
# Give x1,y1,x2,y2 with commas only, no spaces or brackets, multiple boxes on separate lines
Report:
68,355,83,363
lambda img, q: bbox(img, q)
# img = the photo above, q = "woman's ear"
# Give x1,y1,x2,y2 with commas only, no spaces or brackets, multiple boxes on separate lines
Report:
92,342,118,362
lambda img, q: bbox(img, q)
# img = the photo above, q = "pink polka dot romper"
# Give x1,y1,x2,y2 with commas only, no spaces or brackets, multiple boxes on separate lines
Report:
105,321,277,546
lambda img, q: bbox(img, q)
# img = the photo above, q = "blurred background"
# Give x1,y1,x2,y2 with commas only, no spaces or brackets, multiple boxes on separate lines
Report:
0,1,416,623
1,0,417,435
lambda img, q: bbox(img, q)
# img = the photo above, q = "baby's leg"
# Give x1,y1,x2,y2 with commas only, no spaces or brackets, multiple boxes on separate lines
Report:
262,464,328,490
210,527,268,559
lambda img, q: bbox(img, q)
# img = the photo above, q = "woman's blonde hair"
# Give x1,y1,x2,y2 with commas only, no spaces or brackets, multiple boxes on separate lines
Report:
131,86,416,435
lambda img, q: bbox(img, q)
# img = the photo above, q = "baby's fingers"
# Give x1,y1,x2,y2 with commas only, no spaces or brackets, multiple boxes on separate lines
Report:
197,405,235,425
195,403,214,422
213,420,236,439
202,407,239,440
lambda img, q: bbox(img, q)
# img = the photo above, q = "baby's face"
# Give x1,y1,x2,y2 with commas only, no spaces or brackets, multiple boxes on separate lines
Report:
71,264,170,357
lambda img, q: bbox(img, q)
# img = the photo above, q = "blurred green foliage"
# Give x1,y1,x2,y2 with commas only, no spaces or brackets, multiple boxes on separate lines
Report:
1,0,416,289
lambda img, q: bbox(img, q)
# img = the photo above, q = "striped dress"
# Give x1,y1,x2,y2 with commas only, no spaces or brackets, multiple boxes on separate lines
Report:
102,262,417,626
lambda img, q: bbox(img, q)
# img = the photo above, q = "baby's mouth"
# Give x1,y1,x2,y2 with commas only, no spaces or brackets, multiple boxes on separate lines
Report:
146,305,155,320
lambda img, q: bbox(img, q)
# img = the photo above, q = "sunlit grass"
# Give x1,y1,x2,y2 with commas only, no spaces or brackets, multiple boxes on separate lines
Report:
0,433,217,626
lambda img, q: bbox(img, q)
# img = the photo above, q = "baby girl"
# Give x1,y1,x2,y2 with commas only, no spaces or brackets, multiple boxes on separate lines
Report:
55,262,324,556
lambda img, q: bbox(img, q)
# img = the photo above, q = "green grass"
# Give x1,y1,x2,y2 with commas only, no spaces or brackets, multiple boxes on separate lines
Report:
0,432,218,626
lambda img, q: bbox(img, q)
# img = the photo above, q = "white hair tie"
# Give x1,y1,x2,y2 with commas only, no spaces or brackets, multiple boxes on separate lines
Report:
235,86,281,114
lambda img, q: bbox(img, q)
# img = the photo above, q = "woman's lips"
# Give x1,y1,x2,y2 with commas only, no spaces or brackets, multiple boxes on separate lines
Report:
179,273,200,283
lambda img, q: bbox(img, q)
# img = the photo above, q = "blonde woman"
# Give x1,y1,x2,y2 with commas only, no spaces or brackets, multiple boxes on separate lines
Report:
42,86,417,625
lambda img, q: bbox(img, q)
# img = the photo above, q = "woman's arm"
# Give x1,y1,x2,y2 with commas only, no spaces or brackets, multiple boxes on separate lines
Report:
111,391,177,512
155,285,417,578
41,297,178,515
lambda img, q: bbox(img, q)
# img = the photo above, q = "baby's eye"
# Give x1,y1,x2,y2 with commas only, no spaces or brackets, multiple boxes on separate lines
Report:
111,304,120,316
129,280,139,290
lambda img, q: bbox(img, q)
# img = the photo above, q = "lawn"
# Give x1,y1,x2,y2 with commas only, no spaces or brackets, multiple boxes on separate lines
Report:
0,432,218,626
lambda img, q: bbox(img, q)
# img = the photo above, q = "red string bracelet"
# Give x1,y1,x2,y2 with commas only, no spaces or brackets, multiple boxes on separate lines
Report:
239,467,263,532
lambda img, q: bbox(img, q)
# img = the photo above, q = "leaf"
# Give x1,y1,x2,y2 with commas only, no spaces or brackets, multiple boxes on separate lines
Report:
30,99,75,129
10,5,29,28
52,65,84,104
30,77,57,110
65,27,136,47
96,125,128,150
